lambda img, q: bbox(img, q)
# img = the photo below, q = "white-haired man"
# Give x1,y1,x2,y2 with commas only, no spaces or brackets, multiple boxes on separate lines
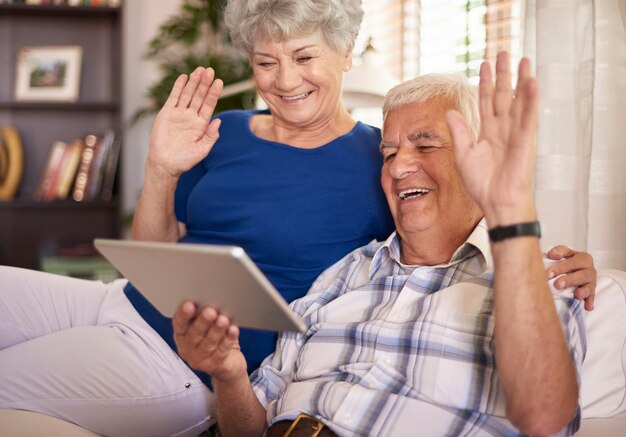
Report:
174,52,584,437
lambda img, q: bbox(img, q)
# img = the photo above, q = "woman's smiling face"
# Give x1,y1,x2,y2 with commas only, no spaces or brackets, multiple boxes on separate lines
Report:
250,30,351,129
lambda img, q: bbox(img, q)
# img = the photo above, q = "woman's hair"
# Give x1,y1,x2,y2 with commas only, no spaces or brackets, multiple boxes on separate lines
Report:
224,0,364,54
382,73,480,141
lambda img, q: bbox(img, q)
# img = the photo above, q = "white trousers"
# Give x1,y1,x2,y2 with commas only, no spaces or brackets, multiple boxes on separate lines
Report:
0,266,214,437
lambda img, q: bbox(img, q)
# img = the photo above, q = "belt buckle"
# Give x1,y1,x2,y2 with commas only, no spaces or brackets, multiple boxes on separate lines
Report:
283,413,325,437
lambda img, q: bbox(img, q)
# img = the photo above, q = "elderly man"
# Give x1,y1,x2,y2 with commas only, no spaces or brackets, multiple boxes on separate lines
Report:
174,52,584,436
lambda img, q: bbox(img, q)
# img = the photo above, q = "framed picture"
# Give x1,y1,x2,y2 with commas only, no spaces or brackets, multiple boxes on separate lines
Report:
14,46,83,102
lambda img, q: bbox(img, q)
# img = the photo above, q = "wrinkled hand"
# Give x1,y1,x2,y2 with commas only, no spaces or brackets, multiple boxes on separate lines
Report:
148,67,224,178
173,301,247,382
546,246,597,311
446,52,538,225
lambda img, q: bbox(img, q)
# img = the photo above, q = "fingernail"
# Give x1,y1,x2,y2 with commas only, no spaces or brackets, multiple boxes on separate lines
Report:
548,271,555,279
202,307,214,320
558,280,566,289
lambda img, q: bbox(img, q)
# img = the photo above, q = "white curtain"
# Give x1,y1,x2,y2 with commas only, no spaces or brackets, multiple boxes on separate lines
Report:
523,0,626,270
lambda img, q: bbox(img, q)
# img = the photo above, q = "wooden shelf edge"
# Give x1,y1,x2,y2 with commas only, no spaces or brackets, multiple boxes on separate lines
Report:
0,101,120,111
0,4,121,17
0,198,120,209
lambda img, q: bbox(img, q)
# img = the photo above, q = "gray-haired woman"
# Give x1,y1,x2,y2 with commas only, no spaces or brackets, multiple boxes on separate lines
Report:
0,1,597,435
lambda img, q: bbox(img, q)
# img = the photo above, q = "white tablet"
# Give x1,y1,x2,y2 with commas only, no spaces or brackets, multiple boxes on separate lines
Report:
94,239,306,333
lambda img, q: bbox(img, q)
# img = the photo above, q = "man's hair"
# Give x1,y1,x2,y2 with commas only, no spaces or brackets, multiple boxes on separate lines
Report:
224,0,364,55
382,73,480,141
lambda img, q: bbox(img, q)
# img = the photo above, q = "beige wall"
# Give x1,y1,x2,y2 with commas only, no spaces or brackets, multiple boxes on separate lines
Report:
122,0,181,216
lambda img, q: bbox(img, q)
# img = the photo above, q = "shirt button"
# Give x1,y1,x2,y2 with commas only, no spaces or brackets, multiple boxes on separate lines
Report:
343,414,352,424
382,355,390,363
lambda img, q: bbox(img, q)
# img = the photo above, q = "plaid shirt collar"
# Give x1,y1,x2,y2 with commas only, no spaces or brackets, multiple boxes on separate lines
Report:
369,218,492,279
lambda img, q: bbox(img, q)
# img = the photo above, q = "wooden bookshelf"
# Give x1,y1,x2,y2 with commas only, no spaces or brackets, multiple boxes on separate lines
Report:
0,3,123,270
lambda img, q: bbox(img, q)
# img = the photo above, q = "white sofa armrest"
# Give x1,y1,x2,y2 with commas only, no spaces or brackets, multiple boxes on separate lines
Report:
580,268,626,418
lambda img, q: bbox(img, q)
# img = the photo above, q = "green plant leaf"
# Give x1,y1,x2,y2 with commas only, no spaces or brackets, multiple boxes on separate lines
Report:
131,0,254,126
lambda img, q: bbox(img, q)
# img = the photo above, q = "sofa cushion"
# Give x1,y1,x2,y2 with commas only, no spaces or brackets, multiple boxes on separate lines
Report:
0,409,100,436
580,269,626,417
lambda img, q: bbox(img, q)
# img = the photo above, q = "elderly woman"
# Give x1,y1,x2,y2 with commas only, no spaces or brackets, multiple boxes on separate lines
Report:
130,0,393,383
0,0,596,436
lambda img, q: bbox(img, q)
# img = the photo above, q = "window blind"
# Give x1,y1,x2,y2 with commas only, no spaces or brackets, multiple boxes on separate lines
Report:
485,0,523,68
357,0,419,80
359,0,522,82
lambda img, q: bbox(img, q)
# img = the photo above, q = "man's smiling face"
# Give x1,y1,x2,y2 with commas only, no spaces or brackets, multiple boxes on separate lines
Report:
380,97,481,244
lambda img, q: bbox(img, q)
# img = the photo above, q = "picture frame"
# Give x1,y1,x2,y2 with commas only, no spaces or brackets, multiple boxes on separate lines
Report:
14,46,83,102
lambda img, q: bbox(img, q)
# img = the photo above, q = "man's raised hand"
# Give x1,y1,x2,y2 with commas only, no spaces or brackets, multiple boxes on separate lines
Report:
446,51,539,225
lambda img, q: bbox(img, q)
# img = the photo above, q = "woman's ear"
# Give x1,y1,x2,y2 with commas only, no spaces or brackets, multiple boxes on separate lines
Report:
344,49,353,72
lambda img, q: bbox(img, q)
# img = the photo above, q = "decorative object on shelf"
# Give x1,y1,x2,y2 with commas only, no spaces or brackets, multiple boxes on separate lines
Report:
14,45,83,102
131,0,254,124
0,126,24,200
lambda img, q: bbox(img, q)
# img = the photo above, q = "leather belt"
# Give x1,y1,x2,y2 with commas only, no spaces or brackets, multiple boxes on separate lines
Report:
266,413,338,437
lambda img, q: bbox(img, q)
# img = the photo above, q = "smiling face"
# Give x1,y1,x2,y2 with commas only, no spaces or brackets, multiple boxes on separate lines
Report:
380,98,482,255
250,31,351,130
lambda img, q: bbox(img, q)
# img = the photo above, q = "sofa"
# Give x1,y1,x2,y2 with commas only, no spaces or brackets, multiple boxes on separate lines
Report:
1,269,625,436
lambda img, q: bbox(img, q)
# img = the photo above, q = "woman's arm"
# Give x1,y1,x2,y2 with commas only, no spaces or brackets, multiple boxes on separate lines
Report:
131,166,183,242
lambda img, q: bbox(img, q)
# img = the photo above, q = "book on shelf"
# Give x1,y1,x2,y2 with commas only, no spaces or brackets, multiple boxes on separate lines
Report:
11,0,61,4
56,138,83,199
99,131,120,201
72,133,98,201
72,130,118,202
34,140,67,202
84,129,113,200
0,0,122,6
33,130,118,202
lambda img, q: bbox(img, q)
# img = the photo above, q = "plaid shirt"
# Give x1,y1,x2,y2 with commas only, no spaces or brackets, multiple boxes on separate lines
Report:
251,220,586,436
